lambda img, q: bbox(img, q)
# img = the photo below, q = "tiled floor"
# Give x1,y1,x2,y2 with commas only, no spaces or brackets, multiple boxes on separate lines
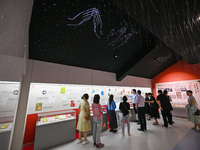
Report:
50,117,197,150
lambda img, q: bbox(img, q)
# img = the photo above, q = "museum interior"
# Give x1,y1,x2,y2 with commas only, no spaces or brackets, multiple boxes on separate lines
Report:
0,0,200,150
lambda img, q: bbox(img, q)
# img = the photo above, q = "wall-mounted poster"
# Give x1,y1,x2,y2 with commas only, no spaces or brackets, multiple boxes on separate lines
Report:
0,81,20,118
155,79,200,107
27,83,152,114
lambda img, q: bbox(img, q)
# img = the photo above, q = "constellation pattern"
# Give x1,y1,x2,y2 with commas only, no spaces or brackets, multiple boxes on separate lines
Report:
67,8,137,49
107,27,137,49
67,8,103,39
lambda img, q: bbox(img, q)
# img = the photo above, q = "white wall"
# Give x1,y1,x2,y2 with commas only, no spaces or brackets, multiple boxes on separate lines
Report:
29,59,152,88
0,54,24,82
0,57,152,87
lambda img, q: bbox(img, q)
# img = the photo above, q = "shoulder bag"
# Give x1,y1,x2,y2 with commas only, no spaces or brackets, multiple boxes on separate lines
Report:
122,103,132,117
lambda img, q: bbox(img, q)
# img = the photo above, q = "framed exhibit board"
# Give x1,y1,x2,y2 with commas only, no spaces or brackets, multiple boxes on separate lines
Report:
156,79,200,107
0,81,20,118
27,83,151,114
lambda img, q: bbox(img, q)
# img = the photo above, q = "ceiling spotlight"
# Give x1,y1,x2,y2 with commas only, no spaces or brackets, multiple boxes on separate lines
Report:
197,16,200,21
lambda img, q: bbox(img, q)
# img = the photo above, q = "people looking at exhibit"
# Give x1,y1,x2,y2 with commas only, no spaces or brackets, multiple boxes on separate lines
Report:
77,94,91,145
107,94,118,133
145,93,151,121
127,89,138,122
185,90,200,133
136,90,147,131
157,90,173,128
92,94,104,148
146,93,160,125
75,89,200,148
164,90,174,124
119,96,131,136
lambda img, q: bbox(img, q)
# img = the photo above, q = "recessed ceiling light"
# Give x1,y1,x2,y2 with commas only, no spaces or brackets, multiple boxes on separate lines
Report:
197,16,200,21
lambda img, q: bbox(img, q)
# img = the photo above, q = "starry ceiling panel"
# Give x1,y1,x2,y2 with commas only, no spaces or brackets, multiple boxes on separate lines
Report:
29,0,159,73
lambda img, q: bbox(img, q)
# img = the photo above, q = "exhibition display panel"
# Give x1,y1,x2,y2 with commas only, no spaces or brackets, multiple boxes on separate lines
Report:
0,116,14,150
0,81,20,150
34,110,76,150
24,82,152,147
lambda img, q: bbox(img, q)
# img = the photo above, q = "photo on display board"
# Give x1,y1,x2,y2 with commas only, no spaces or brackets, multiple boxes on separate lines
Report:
176,92,182,99
169,94,176,99
36,103,42,111
0,123,10,129
70,100,75,107
164,88,173,92
60,87,66,94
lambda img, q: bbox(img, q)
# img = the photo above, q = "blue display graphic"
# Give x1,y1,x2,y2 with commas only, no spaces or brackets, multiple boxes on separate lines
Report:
68,8,137,49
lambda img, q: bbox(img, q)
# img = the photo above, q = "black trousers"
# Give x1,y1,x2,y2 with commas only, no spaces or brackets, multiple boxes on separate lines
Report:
133,104,138,114
138,107,146,130
161,109,172,127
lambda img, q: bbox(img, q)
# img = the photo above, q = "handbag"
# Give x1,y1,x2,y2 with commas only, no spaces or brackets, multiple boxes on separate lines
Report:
83,101,91,122
153,101,159,109
194,108,200,115
102,122,106,128
122,103,132,117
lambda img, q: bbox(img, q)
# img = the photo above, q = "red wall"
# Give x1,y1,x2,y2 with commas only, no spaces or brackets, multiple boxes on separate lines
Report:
152,59,200,96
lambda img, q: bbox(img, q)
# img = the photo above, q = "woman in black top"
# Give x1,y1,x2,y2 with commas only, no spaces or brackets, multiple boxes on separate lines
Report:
146,93,160,125
145,93,151,120
119,96,131,136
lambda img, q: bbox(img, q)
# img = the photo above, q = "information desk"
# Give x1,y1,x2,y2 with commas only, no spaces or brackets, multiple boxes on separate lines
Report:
34,110,76,150
0,123,12,150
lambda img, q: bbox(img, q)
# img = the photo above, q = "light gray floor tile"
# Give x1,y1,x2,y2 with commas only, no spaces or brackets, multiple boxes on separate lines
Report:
50,117,193,150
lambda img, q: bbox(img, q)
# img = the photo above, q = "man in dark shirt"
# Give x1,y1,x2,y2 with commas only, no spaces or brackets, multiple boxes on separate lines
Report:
157,90,173,128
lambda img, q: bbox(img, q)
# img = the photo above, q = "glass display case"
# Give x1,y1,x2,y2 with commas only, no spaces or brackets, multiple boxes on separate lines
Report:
34,110,76,150
0,116,13,132
37,110,76,126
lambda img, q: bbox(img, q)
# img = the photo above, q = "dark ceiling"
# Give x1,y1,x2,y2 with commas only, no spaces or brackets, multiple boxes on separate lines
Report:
29,0,200,80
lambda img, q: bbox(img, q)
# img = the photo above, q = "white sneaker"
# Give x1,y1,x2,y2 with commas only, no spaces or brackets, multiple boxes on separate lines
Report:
82,140,90,145
77,139,83,144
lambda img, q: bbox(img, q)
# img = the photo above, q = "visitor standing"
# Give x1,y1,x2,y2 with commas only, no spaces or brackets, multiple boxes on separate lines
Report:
164,90,174,124
119,96,131,136
145,93,151,120
146,93,160,125
136,90,146,131
107,95,118,133
92,94,104,148
157,90,173,128
77,94,91,145
127,89,138,122
185,90,200,132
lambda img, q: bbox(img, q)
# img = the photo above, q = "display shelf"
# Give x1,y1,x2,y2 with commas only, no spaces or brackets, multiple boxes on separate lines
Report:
0,118,13,150
0,123,12,133
34,110,76,150
37,110,76,126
